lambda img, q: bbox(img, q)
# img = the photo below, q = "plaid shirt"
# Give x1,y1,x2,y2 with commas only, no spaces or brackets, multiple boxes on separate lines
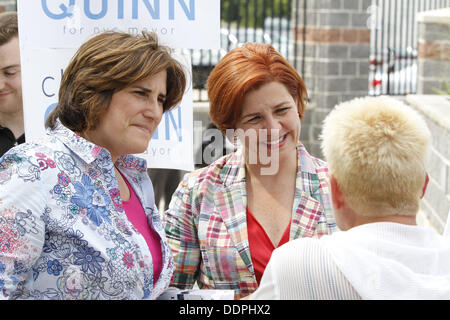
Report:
164,143,336,299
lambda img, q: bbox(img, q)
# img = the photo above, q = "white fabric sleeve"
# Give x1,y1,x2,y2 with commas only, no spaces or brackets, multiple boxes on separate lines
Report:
248,252,280,300
249,238,360,300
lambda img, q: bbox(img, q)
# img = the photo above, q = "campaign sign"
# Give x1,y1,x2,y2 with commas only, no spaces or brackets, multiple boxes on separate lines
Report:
17,0,207,171
17,0,220,50
19,48,75,141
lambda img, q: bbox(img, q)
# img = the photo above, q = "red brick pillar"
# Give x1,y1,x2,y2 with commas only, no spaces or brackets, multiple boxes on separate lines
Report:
292,0,371,158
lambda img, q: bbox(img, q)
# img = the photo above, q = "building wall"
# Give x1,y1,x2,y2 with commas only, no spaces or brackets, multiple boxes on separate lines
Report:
293,0,371,158
0,0,16,12
417,9,450,94
413,9,450,233
405,95,450,234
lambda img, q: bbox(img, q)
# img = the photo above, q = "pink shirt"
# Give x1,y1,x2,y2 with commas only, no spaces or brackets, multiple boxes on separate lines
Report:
122,174,163,285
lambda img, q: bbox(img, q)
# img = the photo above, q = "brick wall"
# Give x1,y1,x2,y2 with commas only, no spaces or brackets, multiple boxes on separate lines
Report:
294,0,371,158
417,9,450,94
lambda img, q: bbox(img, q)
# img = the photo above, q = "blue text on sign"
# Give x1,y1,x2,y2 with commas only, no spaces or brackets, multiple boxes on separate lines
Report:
41,0,196,21
153,106,182,142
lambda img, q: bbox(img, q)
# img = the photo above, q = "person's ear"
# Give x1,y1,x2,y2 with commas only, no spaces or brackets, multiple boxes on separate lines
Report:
330,174,345,210
420,172,429,199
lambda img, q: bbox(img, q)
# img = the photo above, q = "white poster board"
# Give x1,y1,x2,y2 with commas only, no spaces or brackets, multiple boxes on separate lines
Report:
18,0,220,50
17,0,220,171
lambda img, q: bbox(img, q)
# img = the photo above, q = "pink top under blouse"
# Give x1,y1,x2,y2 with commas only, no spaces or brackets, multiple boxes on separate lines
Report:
121,173,163,285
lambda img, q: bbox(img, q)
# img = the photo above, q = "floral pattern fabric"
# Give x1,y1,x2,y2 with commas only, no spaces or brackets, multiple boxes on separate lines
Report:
0,120,174,300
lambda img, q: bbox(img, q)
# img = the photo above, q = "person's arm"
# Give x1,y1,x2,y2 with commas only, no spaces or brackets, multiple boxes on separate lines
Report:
163,175,201,289
0,152,47,299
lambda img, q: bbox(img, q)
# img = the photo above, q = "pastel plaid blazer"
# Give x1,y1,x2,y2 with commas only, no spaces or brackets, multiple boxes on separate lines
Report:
164,143,336,298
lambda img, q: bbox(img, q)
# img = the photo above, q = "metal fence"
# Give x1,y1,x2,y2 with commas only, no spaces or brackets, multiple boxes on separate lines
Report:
191,0,300,102
369,0,450,96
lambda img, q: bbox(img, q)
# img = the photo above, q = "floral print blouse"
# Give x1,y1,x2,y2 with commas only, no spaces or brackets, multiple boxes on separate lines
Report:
0,120,174,300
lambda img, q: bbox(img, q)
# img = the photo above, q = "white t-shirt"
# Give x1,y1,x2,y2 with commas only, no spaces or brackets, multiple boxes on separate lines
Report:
250,222,450,300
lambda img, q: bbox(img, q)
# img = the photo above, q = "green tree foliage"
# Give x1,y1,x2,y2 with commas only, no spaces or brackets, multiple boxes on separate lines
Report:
221,0,291,28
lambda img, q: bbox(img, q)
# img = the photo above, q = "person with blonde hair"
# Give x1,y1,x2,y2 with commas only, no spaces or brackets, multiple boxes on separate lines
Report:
250,96,450,299
0,31,186,300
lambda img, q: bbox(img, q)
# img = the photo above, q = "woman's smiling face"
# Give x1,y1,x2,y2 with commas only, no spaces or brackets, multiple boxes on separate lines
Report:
235,81,301,165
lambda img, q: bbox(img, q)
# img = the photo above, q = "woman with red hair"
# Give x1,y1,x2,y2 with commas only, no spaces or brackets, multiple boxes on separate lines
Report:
164,43,336,299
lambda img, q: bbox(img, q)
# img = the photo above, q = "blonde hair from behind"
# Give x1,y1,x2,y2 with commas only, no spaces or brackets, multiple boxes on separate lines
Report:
321,96,431,217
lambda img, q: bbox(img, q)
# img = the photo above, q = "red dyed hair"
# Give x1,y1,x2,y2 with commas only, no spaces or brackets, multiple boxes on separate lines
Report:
207,43,308,134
